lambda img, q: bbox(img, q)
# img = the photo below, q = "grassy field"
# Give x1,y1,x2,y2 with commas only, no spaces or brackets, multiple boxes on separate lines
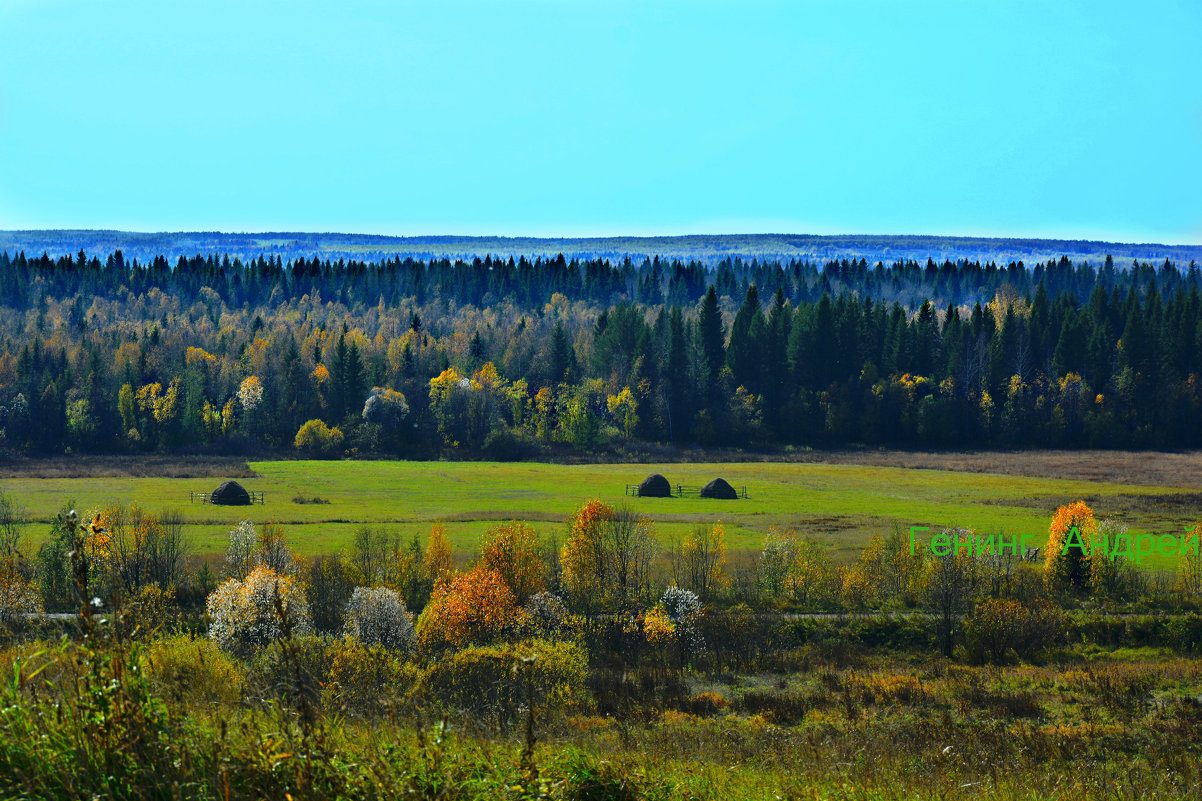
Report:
1,458,1197,567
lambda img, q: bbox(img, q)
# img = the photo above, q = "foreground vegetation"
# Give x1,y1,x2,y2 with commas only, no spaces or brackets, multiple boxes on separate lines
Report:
0,480,1199,798
2,625,1200,800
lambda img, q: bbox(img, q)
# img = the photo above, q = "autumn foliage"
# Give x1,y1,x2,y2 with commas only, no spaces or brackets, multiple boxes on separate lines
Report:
206,564,313,654
560,499,614,603
414,566,517,654
479,521,544,603
424,523,454,583
1044,501,1100,593
560,499,655,609
0,556,41,622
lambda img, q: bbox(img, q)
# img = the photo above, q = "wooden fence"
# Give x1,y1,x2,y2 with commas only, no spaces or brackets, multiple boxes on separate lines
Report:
624,484,748,499
189,490,265,504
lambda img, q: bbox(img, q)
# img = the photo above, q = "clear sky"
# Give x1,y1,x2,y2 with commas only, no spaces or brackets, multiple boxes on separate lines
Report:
0,0,1198,243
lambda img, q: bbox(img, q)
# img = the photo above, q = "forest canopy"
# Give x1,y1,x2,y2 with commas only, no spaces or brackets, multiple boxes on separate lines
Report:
1,248,1200,456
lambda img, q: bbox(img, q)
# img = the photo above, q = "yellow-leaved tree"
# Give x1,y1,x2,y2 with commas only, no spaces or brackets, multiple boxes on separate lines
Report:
670,522,727,601
1044,501,1099,594
560,500,654,611
424,523,454,584
479,521,544,603
1177,519,1202,597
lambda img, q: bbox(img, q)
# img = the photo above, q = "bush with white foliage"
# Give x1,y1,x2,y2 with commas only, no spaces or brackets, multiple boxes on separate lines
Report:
341,586,416,652
519,591,572,640
225,520,257,580
661,585,703,622
660,584,706,659
207,564,313,654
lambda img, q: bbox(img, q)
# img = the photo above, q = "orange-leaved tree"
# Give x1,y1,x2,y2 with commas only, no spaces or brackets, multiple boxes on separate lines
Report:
414,566,517,654
480,521,544,603
1044,501,1099,594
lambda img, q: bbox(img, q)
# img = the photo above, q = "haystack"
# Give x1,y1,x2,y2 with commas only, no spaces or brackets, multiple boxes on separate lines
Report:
210,480,251,506
637,473,673,498
699,477,738,499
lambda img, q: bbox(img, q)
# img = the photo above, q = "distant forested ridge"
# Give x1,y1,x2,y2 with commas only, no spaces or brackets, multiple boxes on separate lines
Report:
2,244,1202,456
3,229,1201,266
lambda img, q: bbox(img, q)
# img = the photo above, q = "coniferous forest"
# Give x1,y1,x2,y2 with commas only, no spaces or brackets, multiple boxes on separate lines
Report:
3,247,1202,457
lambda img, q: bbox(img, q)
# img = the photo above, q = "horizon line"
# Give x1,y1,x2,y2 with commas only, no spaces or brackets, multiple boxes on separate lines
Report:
2,228,1201,249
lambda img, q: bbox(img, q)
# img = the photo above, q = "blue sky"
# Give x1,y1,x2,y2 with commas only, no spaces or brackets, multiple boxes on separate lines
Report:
0,0,1198,242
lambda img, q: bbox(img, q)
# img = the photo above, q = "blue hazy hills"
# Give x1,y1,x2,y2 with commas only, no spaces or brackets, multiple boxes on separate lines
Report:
1,230,1200,266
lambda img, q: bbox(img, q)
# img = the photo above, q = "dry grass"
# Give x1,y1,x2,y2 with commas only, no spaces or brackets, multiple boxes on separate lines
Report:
3,449,1198,485
795,449,1202,487
0,456,258,479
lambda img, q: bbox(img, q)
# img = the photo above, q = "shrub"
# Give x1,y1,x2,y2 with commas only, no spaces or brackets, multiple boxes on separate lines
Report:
518,591,574,640
255,520,295,576
686,690,730,716
243,635,333,709
964,598,1066,664
116,584,179,639
206,565,313,655
424,523,453,583
142,635,242,707
735,688,814,724
0,556,42,623
642,604,675,644
304,553,360,633
294,418,344,457
482,426,536,460
661,585,702,621
1088,519,1145,602
342,586,415,652
321,637,422,717
224,520,258,580
420,638,588,724
1044,501,1098,594
660,585,706,661
698,605,791,672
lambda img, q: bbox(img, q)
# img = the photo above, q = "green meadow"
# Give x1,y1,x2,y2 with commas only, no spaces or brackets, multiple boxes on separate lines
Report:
1,460,1194,567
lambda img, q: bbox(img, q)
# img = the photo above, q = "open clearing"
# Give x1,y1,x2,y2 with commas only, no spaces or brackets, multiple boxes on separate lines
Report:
1,455,1198,567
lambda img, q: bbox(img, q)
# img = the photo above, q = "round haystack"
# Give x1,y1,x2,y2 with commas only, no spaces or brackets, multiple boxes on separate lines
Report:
699,478,739,499
210,480,251,506
637,473,673,498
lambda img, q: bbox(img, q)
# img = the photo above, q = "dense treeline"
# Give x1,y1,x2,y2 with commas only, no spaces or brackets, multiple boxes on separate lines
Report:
3,248,1202,455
